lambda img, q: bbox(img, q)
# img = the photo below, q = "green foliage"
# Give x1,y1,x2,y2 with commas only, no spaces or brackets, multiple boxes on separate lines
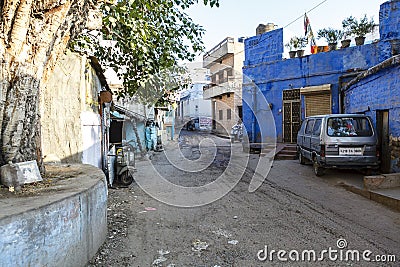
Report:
71,0,219,105
317,28,343,44
342,15,375,37
286,36,307,50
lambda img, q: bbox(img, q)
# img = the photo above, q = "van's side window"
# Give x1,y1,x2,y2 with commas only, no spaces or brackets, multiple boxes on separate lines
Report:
305,120,314,135
312,119,322,136
299,120,307,134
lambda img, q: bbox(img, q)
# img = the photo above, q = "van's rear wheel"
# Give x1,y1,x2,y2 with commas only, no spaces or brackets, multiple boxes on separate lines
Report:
298,151,305,165
313,160,325,176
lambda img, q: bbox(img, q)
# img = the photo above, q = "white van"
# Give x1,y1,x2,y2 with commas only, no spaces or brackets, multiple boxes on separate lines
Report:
297,114,379,176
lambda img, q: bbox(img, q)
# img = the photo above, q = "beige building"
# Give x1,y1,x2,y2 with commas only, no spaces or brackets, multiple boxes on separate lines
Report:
203,37,244,136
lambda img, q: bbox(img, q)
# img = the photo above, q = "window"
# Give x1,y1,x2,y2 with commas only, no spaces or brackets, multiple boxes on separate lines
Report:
327,117,373,137
305,119,315,135
227,109,231,120
312,119,322,136
219,110,223,120
299,120,307,134
227,93,231,98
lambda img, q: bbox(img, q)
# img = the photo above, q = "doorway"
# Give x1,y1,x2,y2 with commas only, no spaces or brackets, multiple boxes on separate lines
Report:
376,110,390,173
237,106,243,121
283,89,301,143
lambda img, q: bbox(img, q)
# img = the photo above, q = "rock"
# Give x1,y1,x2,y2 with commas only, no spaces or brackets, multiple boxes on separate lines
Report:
0,162,22,190
0,161,42,188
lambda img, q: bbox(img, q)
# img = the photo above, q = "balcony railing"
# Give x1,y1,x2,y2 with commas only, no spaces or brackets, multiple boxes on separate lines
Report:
203,76,242,99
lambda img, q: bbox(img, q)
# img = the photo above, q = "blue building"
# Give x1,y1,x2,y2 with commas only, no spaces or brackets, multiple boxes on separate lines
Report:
242,0,400,172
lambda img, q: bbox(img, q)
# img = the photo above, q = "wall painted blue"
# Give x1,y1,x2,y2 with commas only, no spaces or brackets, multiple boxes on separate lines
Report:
345,65,400,134
345,63,400,172
124,120,146,153
243,0,400,143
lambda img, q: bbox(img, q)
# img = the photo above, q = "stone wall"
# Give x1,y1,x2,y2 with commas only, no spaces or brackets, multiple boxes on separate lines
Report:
390,136,400,172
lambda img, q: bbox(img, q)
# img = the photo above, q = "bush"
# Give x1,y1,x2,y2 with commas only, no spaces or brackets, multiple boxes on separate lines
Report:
317,28,343,44
286,36,307,50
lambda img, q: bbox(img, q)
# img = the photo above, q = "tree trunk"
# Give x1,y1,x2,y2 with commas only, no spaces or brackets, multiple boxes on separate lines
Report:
0,0,98,168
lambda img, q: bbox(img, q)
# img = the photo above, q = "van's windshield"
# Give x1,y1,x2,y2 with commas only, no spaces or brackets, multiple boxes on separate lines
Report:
327,117,373,137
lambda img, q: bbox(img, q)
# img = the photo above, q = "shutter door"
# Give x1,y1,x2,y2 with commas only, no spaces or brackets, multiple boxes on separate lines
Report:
305,93,331,117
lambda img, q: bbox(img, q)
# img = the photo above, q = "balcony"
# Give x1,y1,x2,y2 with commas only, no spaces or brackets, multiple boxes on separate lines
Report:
203,37,235,68
203,77,242,99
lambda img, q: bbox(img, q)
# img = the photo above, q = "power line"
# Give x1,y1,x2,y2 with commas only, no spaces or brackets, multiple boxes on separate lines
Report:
202,0,329,62
284,0,328,28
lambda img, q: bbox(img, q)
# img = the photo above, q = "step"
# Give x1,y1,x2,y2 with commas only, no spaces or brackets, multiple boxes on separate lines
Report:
274,154,297,160
283,146,297,151
278,149,297,155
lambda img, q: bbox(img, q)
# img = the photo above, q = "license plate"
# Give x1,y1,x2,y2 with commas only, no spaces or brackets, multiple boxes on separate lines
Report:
339,147,363,155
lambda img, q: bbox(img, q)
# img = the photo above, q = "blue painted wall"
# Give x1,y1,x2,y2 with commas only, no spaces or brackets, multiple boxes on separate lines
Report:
124,120,146,153
243,0,400,143
345,64,400,172
345,65,400,136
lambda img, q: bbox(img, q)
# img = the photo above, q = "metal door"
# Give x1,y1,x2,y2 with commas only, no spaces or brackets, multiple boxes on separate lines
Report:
283,89,301,143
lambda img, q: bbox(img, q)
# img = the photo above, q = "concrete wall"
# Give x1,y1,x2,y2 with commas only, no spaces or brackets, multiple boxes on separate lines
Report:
242,0,399,143
0,164,107,266
40,52,102,166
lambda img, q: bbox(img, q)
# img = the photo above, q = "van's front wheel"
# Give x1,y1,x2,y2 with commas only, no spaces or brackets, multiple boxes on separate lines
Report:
313,160,325,176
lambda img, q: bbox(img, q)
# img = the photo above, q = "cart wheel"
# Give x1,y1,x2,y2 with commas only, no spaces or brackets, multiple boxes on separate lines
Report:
119,171,134,186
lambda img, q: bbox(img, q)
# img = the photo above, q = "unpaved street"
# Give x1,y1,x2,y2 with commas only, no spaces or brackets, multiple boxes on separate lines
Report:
89,132,400,266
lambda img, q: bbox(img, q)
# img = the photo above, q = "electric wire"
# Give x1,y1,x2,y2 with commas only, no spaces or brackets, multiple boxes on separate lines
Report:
201,0,329,62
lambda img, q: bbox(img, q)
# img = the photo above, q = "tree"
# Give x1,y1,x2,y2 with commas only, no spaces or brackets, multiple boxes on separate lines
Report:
0,0,98,167
72,0,219,104
0,0,218,167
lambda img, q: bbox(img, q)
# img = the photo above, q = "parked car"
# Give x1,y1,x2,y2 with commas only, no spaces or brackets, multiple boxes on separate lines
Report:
297,114,379,176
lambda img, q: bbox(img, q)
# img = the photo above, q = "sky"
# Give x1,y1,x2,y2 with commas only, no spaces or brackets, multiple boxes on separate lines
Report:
186,0,386,59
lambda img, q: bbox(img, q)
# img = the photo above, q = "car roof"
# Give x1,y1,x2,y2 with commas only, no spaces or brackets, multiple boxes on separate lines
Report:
305,114,369,119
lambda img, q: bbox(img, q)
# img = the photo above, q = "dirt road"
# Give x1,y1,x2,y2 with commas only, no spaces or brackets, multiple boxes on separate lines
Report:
88,131,399,266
